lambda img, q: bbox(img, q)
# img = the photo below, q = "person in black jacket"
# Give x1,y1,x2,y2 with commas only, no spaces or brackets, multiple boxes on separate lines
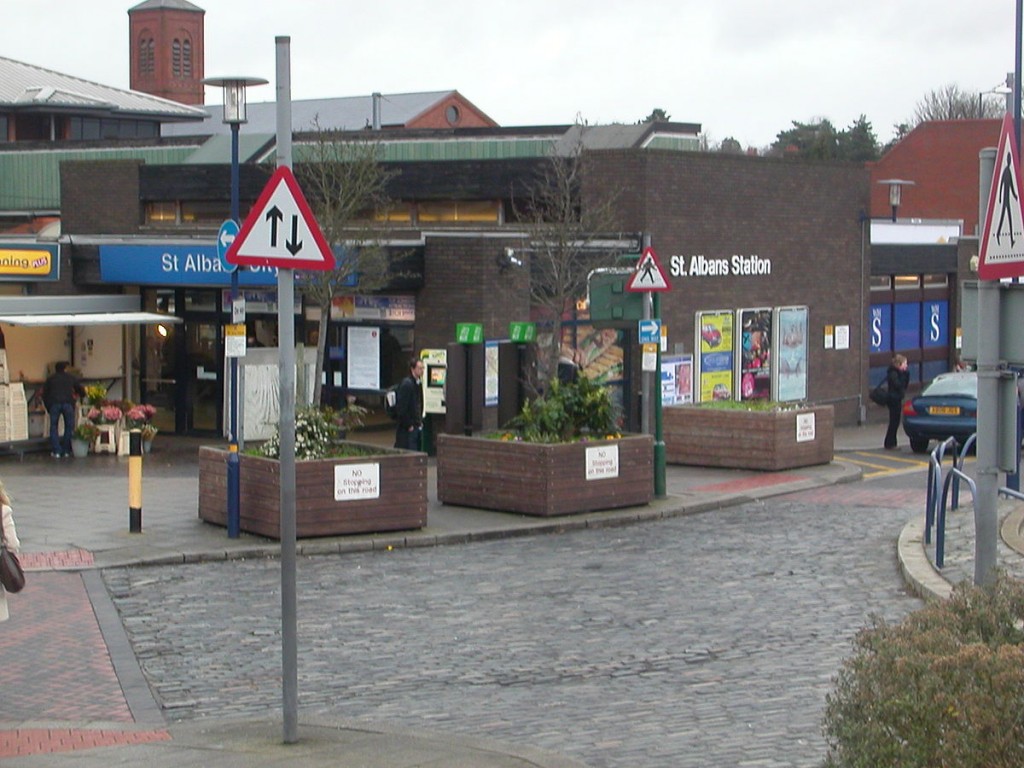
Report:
884,353,910,450
393,357,424,451
43,362,85,458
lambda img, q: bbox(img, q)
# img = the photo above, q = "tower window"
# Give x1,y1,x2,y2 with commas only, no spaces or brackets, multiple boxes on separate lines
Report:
172,39,182,77
182,39,192,78
139,37,155,75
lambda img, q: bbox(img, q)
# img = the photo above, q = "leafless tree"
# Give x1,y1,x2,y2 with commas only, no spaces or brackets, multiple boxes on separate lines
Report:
914,83,1006,124
512,125,625,390
294,122,397,404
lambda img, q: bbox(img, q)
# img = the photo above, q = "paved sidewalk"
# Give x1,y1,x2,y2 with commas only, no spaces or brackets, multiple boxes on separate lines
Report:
0,419,988,767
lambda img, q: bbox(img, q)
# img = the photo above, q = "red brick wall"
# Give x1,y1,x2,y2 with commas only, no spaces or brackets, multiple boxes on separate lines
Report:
588,150,871,423
60,160,143,234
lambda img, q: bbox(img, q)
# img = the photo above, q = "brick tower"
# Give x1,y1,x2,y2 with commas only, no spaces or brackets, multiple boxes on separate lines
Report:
128,0,205,106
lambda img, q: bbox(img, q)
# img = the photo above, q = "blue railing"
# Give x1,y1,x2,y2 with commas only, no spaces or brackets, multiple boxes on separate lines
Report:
924,435,977,569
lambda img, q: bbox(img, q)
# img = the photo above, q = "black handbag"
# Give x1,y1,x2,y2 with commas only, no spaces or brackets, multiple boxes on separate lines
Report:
0,525,24,594
869,384,888,406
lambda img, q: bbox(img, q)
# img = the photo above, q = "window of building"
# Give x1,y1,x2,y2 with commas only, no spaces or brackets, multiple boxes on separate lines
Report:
145,202,178,224
923,273,949,289
181,201,231,224
445,105,461,126
894,275,921,290
0,115,7,143
139,36,155,75
869,276,892,291
416,200,501,223
182,39,192,78
172,39,182,78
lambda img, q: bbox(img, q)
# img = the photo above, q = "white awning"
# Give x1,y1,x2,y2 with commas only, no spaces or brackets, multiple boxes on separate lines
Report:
0,312,182,327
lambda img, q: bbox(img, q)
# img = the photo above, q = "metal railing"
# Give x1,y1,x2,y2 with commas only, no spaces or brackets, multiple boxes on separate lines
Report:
924,435,978,569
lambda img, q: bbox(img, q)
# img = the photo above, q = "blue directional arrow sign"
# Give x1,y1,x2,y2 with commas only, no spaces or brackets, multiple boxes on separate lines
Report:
638,319,661,344
217,219,239,273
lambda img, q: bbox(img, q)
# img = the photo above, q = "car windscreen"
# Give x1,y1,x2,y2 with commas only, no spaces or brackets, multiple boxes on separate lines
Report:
921,375,978,398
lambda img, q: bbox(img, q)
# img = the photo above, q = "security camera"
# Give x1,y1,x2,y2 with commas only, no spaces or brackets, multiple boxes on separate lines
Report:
498,248,524,270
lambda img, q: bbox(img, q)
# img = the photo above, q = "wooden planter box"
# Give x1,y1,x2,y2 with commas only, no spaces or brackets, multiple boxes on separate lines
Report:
198,444,427,539
663,404,834,470
436,433,653,517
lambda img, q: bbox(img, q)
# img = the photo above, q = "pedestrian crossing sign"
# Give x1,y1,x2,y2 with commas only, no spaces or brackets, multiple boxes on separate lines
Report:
625,247,672,292
978,114,1024,280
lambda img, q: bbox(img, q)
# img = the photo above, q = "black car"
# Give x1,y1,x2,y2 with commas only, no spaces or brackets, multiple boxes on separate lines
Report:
901,372,978,454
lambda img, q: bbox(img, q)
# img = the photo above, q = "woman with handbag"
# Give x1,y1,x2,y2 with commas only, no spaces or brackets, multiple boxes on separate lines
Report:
884,354,910,450
0,480,21,622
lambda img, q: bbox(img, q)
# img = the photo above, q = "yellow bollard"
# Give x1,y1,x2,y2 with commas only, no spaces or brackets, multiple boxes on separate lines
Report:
128,429,142,533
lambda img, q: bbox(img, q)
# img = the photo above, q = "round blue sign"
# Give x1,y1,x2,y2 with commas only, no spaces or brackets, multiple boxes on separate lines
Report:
217,219,240,273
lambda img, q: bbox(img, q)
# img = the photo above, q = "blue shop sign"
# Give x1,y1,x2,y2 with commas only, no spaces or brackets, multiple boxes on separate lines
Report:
99,244,279,287
922,301,949,348
869,304,892,354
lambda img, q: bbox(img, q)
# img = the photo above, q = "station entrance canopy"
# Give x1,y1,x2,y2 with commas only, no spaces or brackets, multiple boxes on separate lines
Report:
0,295,181,326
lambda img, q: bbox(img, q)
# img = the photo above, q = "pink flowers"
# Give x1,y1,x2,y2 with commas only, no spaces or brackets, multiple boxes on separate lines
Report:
87,405,123,424
126,404,157,427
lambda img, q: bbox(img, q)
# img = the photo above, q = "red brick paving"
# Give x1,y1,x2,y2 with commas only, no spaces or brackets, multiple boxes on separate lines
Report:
0,727,170,757
0,571,131,722
20,549,94,569
693,473,806,493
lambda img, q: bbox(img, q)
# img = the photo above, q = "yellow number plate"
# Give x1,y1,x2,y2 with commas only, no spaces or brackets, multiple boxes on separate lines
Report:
928,406,960,416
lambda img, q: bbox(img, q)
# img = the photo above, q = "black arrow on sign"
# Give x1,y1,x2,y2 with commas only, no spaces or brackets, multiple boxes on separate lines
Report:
286,215,303,255
266,206,283,247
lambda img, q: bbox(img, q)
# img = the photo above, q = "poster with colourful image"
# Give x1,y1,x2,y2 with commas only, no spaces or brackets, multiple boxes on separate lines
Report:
738,308,772,402
695,310,734,402
776,306,808,402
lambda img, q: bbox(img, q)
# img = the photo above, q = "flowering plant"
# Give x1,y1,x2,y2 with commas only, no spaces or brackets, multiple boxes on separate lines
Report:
125,404,157,428
84,385,107,406
258,406,341,460
500,375,618,443
73,420,100,441
88,405,123,425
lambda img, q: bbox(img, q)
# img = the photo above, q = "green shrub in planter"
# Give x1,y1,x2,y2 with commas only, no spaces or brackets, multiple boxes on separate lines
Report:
822,575,1024,768
501,375,617,443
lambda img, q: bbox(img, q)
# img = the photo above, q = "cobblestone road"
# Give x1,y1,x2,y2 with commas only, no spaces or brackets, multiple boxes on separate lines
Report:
104,485,924,768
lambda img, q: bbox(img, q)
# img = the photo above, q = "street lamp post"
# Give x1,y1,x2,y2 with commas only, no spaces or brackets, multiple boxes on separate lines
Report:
203,76,267,539
877,178,915,222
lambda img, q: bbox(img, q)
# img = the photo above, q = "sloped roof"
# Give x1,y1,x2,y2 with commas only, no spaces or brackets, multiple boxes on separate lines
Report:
869,119,1001,236
161,90,467,136
0,55,206,121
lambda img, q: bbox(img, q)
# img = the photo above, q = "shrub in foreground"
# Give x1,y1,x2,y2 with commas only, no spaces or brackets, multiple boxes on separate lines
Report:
822,575,1024,768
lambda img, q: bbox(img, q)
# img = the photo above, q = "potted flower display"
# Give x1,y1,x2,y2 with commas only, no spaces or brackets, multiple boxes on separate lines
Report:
198,405,426,539
125,404,158,452
437,376,653,517
71,420,99,457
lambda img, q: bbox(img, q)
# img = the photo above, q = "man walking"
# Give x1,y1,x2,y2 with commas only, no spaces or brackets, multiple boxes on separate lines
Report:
393,357,424,451
43,362,85,458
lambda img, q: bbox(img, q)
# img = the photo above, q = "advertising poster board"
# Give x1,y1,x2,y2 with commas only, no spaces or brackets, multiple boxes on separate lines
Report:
346,326,380,390
737,308,772,402
775,306,808,402
661,354,693,406
694,310,734,402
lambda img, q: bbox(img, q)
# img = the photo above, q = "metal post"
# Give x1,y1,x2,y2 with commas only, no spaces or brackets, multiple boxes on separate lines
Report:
128,429,142,533
276,35,299,746
641,234,652,437
227,121,241,539
653,292,666,498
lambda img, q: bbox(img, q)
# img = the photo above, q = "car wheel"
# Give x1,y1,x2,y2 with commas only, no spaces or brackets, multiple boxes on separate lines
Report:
910,437,930,454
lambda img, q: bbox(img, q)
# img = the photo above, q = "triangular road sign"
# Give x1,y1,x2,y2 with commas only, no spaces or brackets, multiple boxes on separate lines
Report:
225,166,336,271
626,246,672,292
978,114,1024,280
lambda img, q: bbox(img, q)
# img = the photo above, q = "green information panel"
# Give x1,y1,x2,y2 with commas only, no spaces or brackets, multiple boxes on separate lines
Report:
588,271,644,321
509,321,537,343
456,322,484,344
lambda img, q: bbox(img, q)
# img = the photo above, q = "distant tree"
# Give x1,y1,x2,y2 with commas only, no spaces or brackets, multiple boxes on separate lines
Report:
294,121,397,404
640,108,671,123
718,136,743,154
914,82,1005,123
881,122,912,155
836,115,879,162
770,119,839,159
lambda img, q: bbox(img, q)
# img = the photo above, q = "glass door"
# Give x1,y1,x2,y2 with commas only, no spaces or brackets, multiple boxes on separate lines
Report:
186,319,221,433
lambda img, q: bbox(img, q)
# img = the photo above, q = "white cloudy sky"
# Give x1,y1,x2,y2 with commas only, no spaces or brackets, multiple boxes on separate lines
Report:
1,0,1017,149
